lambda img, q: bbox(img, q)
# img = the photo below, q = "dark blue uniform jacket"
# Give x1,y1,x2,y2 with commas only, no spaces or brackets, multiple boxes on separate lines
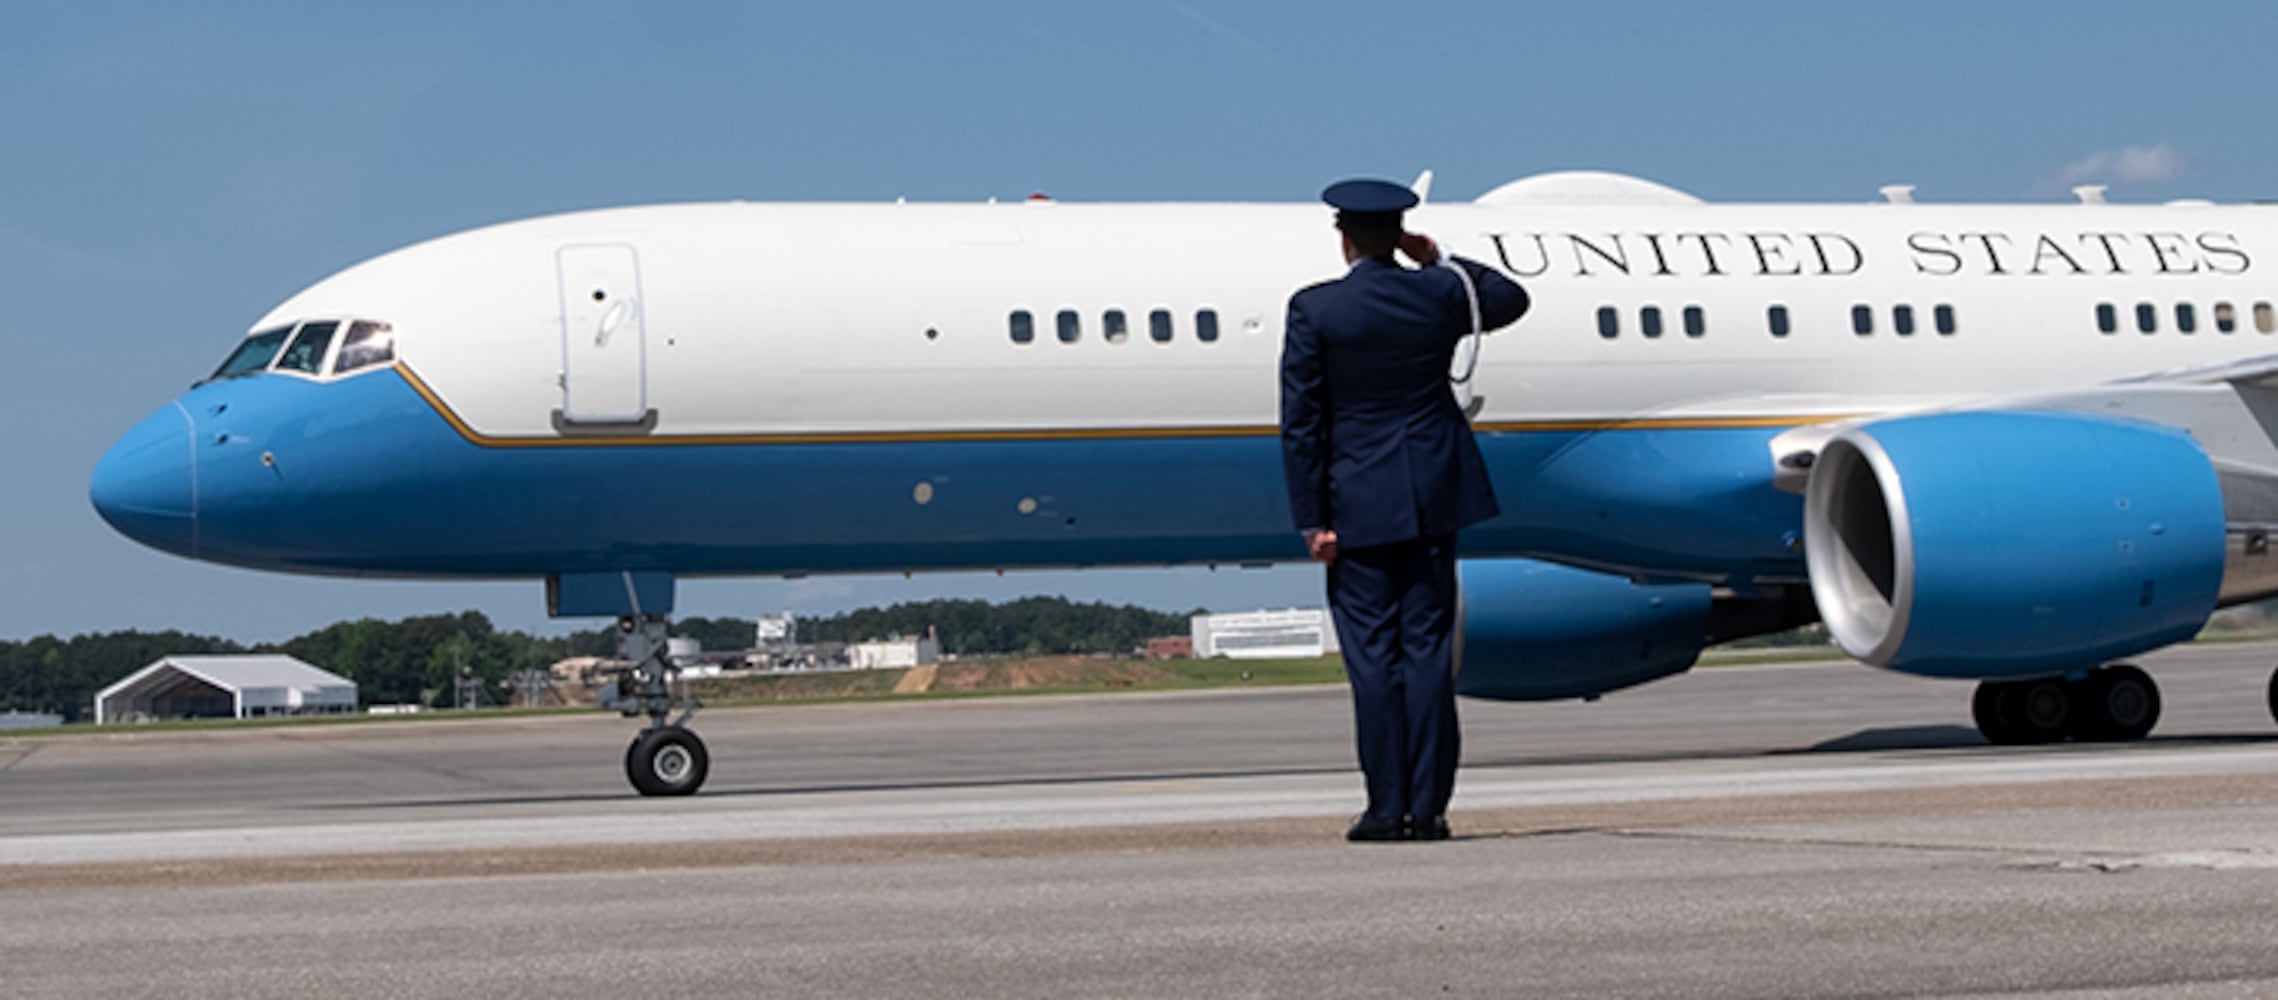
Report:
1279,255,1530,550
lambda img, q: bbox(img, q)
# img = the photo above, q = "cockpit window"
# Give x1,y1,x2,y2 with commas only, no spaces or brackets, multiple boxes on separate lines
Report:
274,321,339,375
334,320,396,375
210,326,294,380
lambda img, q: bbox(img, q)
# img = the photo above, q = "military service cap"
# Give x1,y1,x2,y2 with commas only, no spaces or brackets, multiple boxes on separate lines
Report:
1322,178,1418,231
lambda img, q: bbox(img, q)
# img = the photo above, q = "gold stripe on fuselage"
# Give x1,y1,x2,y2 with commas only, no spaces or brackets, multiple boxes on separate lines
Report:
393,362,1845,449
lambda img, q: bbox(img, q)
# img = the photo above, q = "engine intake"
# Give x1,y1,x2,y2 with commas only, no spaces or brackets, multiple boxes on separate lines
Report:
1803,410,2225,678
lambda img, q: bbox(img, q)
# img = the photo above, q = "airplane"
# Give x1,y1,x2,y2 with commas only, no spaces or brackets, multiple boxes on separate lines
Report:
89,170,2278,796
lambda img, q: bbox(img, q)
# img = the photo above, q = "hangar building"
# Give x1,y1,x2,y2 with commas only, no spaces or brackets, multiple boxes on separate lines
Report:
1191,609,1342,659
849,635,941,670
95,655,358,725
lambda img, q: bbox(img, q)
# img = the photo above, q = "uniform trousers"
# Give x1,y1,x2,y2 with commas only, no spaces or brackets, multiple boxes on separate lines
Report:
1326,532,1461,824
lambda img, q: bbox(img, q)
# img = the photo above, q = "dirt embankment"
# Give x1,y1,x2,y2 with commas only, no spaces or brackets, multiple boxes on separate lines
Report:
689,657,1177,703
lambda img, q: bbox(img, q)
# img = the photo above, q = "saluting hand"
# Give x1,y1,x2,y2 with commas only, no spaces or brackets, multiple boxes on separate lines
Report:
1398,232,1440,267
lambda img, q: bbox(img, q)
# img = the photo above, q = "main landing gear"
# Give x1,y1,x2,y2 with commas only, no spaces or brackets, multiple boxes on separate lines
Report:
1972,663,2160,745
598,614,709,796
2269,666,2278,728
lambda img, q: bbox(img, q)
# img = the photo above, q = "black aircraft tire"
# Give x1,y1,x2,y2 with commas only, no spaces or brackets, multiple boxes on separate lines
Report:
2268,667,2278,727
1973,682,2024,745
627,727,709,797
2076,665,2160,743
1998,678,2073,744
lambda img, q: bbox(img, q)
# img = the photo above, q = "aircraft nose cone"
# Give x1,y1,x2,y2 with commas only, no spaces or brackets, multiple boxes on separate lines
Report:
90,402,197,556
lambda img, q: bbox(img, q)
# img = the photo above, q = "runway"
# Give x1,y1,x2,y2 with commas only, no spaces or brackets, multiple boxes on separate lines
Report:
6,643,2278,998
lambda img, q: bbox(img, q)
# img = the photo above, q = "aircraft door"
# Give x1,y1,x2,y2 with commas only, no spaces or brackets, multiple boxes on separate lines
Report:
557,243,649,424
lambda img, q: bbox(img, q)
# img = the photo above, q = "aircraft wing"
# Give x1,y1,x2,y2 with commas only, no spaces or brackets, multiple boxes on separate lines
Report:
1771,354,2278,504
2113,352,2278,390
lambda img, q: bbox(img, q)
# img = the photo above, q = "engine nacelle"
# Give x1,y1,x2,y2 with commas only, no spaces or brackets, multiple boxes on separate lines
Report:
1454,559,1711,701
1803,410,2226,678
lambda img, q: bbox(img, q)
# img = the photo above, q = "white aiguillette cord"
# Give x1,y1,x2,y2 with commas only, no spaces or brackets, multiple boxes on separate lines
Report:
1413,169,1485,415
1444,254,1484,418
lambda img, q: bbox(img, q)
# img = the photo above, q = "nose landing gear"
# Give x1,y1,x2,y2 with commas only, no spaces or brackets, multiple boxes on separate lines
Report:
599,614,708,796
1972,663,2159,746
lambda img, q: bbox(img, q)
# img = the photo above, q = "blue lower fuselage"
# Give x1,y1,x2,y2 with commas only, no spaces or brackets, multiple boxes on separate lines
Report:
92,369,1807,584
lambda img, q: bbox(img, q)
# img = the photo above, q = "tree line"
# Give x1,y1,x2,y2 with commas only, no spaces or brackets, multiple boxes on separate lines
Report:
796,596,1198,656
0,597,1201,721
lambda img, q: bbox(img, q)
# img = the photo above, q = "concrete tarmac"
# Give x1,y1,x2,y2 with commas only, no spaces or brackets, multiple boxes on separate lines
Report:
6,643,2278,998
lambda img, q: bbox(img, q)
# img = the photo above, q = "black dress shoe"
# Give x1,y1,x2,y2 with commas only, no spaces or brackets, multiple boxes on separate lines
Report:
1413,816,1451,841
1346,815,1409,842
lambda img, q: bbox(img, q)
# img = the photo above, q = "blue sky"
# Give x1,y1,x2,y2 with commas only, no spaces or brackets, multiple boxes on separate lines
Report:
4,1,2272,642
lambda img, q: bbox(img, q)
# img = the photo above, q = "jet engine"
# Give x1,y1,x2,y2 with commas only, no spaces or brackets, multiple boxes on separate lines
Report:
1802,410,2227,678
1453,559,1713,701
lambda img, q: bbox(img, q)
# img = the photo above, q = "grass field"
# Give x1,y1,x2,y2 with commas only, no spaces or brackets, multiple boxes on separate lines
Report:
686,654,1348,705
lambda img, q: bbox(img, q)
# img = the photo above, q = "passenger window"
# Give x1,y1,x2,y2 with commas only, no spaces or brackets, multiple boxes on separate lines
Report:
1103,309,1129,344
1196,309,1219,343
1596,306,1619,339
2095,303,2117,334
2216,302,2238,333
1010,310,1034,344
275,321,339,374
210,326,294,380
1149,309,1173,343
1851,305,1873,336
2136,303,2157,334
334,320,396,374
1933,304,1956,336
1682,305,1705,338
1640,306,1663,339
1768,305,1790,338
1057,309,1080,344
2259,302,2276,334
2176,303,2197,334
1893,305,1915,337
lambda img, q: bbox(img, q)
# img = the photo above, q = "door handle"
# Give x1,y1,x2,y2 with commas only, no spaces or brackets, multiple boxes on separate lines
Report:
595,299,632,347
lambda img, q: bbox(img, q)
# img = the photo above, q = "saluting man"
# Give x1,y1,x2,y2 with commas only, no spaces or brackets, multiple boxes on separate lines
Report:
1280,178,1530,842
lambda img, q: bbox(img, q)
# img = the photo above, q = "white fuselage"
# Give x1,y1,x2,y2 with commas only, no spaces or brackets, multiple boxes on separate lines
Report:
255,197,2278,444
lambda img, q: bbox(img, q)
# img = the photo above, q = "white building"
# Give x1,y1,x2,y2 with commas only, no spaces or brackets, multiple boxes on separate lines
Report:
667,637,703,666
95,655,358,724
848,636,941,670
756,614,797,648
1192,609,1342,659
